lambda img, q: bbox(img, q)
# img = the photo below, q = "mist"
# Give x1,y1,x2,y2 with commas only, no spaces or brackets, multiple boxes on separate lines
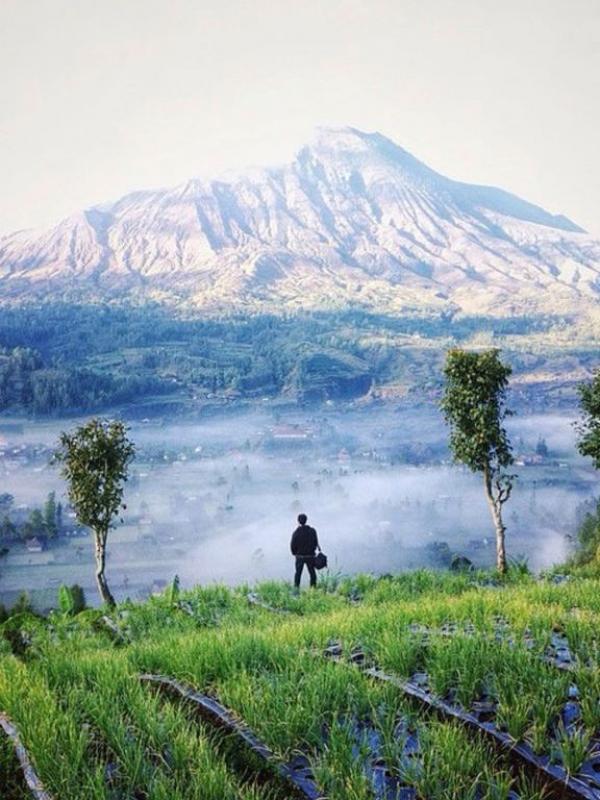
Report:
0,405,596,605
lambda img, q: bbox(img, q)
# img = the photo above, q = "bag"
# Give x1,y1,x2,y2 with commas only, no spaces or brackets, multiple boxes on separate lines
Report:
314,551,328,570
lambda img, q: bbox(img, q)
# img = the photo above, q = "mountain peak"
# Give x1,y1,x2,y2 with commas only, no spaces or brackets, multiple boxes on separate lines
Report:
0,127,596,315
297,126,441,187
303,125,406,157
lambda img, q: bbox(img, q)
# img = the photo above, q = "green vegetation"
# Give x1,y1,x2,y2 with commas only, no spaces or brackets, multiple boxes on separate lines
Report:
0,491,64,545
0,343,171,415
55,419,135,607
442,349,515,573
568,366,600,569
564,498,600,568
0,304,593,414
2,568,600,797
576,368,600,470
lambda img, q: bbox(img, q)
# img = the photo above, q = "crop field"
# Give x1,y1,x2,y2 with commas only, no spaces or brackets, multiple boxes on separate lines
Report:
2,569,600,799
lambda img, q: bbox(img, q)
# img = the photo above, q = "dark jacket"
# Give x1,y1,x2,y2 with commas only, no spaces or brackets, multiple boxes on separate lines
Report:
291,524,319,556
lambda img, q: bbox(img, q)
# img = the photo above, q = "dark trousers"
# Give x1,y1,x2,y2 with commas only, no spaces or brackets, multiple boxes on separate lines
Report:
294,556,317,588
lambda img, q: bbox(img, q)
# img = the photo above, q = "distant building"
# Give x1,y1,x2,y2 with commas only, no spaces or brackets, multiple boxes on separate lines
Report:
515,454,544,466
151,579,167,596
271,424,313,441
25,537,44,553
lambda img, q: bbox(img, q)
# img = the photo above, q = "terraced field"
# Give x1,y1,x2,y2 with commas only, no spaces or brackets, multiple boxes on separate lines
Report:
2,569,600,799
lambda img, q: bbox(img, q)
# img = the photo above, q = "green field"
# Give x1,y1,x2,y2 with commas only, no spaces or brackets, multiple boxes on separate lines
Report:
2,566,600,799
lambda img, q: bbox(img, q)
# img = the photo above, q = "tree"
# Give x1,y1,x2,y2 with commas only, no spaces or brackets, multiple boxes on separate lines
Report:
576,371,600,468
22,508,45,541
0,493,13,514
0,546,8,571
441,349,515,573
55,418,135,607
0,515,15,543
43,491,58,538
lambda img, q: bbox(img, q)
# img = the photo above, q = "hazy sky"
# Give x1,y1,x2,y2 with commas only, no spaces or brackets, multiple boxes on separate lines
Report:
1,0,599,236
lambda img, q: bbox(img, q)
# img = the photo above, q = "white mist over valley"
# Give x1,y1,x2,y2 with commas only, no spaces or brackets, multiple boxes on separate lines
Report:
0,404,595,607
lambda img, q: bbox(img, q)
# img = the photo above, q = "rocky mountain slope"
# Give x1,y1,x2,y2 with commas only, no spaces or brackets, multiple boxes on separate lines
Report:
1,127,599,316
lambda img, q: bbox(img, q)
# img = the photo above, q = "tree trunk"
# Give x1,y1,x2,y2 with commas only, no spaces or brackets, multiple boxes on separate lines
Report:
483,468,507,574
94,530,116,608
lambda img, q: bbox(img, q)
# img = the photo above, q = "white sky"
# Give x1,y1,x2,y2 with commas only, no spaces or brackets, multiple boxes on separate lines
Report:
0,0,599,236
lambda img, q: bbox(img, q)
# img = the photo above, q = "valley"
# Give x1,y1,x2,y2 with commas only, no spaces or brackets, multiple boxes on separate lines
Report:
0,404,595,610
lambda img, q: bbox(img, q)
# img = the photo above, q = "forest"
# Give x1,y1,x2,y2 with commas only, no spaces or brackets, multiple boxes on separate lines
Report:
0,303,583,414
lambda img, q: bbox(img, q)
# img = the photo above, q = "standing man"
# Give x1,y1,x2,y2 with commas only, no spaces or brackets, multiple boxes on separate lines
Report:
291,513,320,589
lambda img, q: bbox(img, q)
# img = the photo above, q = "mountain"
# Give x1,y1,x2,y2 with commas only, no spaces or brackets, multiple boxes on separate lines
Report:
1,126,599,316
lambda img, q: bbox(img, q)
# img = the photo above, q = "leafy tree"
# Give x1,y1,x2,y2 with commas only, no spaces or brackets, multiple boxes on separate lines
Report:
0,493,13,513
0,515,15,542
43,491,58,538
55,418,135,607
22,508,45,541
441,349,515,573
576,371,600,468
0,546,9,583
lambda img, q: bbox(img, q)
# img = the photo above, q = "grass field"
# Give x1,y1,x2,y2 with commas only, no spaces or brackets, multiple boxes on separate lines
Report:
2,567,600,799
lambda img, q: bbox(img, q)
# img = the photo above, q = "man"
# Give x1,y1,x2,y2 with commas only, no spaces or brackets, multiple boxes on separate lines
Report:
290,513,320,589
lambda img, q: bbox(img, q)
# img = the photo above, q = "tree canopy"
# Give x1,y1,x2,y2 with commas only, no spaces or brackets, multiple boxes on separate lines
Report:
441,349,513,474
441,348,514,573
55,418,135,606
576,371,600,469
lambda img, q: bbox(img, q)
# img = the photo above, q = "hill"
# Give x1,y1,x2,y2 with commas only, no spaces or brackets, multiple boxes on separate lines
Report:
2,568,600,799
1,127,600,322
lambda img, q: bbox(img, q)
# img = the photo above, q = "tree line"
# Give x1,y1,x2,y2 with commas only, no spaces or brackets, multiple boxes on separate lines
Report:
0,304,578,414
0,345,175,415
0,491,63,543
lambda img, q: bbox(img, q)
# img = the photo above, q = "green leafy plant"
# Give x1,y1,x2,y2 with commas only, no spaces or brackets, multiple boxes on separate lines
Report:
55,418,135,607
58,584,87,616
441,348,515,573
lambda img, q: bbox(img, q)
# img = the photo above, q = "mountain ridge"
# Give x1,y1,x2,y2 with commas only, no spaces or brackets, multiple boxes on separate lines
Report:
1,126,598,316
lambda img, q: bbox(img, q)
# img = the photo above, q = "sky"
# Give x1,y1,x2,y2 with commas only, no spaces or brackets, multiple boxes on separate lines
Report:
0,0,599,236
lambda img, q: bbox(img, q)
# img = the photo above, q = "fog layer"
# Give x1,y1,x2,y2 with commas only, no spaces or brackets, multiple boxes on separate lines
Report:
0,407,595,604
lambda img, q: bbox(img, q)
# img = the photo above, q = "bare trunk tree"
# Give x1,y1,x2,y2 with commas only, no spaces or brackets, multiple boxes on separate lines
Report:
483,465,512,574
94,529,115,607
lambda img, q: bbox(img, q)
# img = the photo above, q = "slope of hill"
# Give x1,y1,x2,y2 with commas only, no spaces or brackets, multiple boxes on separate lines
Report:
1,127,599,318
2,568,600,799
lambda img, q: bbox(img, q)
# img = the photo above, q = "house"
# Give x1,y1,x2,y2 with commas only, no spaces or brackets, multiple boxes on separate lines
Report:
25,537,44,553
515,454,544,467
270,424,313,441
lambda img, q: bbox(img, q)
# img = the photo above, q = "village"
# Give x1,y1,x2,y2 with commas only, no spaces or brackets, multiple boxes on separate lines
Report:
0,405,593,610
